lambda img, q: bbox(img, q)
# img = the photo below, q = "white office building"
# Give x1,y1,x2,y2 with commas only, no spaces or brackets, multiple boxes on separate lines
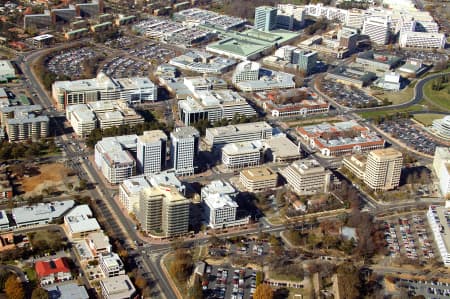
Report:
433,147,450,198
222,140,263,169
170,127,199,176
432,116,450,141
232,61,260,84
399,31,446,49
52,72,158,110
362,16,390,45
65,104,96,138
205,121,273,148
281,159,331,195
427,203,450,266
136,130,167,175
94,135,137,184
99,252,125,278
99,275,136,299
254,6,277,31
203,193,238,229
178,90,256,126
12,200,75,228
201,180,237,200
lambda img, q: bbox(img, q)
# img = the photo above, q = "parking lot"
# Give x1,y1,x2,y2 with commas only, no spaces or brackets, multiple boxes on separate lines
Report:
101,56,150,78
383,215,435,262
395,278,450,298
320,79,379,108
393,49,448,64
104,36,137,50
47,47,99,79
129,43,178,63
377,118,445,155
204,266,257,299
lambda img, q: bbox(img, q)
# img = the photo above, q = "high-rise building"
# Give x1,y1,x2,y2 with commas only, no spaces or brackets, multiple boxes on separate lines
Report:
170,127,199,176
362,16,390,45
433,147,450,197
136,130,167,175
254,6,277,31
293,49,317,75
137,185,190,237
364,148,402,191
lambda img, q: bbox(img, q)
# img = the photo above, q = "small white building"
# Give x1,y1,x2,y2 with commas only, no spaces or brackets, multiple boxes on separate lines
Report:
203,193,238,229
99,252,125,278
99,275,136,299
375,72,401,91
64,205,101,240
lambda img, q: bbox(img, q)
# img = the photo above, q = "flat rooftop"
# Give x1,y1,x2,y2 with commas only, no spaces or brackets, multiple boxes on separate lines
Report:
264,135,300,159
240,167,277,180
222,140,263,155
206,121,272,137
12,200,75,225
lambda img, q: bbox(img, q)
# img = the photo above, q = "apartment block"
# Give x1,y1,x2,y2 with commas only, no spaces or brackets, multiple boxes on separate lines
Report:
137,185,190,237
205,122,273,148
363,148,402,191
0,105,49,142
281,158,331,195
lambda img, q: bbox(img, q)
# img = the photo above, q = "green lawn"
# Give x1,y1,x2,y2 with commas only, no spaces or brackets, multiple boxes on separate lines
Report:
413,113,445,126
372,85,414,105
423,79,450,112
23,267,37,283
357,104,424,119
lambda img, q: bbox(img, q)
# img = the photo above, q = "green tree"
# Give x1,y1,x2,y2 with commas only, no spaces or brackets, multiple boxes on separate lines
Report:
31,287,49,299
255,271,264,286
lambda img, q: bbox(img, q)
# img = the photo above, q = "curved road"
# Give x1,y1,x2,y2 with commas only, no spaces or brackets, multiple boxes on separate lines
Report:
0,265,27,283
313,71,450,114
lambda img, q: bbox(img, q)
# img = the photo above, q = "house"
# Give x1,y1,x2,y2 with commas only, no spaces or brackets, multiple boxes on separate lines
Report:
35,258,72,286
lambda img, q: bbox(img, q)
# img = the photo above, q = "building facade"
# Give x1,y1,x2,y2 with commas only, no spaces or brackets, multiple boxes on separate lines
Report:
255,6,277,31
221,141,263,169
205,122,273,148
170,127,199,176
136,130,167,175
240,167,278,192
281,159,331,195
363,148,402,191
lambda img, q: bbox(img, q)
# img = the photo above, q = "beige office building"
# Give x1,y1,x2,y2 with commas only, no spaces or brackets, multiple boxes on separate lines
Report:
363,148,402,191
281,158,331,195
240,167,278,192
137,185,189,238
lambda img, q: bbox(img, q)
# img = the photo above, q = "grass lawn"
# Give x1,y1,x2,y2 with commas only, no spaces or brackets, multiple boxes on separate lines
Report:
412,113,444,126
357,104,424,119
372,85,414,105
423,79,450,112
23,267,37,283
269,271,304,283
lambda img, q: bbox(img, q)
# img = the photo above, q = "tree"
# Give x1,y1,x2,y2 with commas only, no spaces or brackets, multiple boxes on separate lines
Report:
255,271,264,286
31,287,49,299
188,276,204,299
0,270,10,290
336,264,360,299
254,284,274,299
4,275,25,299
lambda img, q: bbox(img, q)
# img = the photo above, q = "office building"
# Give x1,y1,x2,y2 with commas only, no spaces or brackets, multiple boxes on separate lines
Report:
263,135,301,162
232,61,260,84
327,66,376,88
137,185,190,237
178,90,256,126
362,16,390,45
277,4,305,28
0,210,9,231
174,8,247,31
355,51,402,76
232,61,295,92
294,50,317,75
136,130,167,175
52,72,158,110
427,203,450,266
64,205,101,240
205,122,273,148
86,232,111,258
222,141,263,169
240,167,278,192
433,147,450,197
432,116,450,141
203,193,238,229
65,105,96,138
99,252,125,277
170,127,199,176
169,51,237,74
363,148,402,191
201,180,237,200
399,31,446,49
297,121,385,157
94,135,137,184
342,154,367,180
99,275,136,299
375,72,401,91
255,6,277,31
12,200,75,228
281,158,331,195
